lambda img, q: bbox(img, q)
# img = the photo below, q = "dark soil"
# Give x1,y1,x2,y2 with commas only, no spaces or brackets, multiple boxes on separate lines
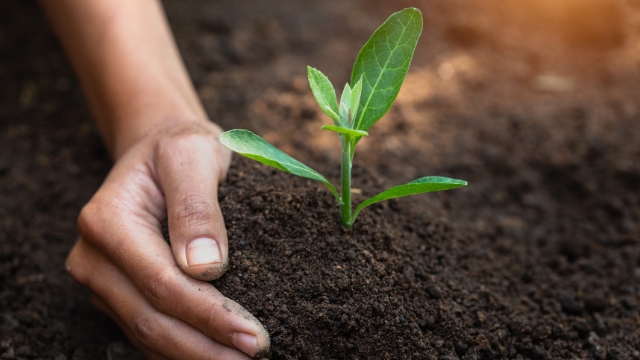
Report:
2,0,640,359
216,156,640,359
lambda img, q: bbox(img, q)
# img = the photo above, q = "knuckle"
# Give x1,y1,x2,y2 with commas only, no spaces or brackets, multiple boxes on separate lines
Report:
144,267,177,309
175,195,214,228
77,202,104,242
156,131,209,159
78,195,126,249
130,314,159,349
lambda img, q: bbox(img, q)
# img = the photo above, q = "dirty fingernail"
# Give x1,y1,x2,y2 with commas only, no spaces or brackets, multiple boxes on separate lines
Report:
232,332,258,357
186,238,221,266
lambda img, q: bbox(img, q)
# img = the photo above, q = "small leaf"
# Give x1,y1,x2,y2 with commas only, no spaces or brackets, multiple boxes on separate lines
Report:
352,176,467,222
308,66,339,124
351,8,423,131
220,130,339,200
321,125,368,138
338,83,352,127
350,77,363,123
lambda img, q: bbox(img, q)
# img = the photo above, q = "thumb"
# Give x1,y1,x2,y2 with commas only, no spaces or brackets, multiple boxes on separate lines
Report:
155,132,229,280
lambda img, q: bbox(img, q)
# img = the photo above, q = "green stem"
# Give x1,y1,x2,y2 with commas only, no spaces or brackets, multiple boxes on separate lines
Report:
340,135,352,228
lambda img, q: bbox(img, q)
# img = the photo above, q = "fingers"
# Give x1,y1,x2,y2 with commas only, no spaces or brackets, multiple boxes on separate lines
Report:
91,294,169,360
68,238,253,360
154,131,229,280
77,195,270,357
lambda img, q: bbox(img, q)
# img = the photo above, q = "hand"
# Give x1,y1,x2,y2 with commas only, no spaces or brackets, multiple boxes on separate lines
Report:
66,120,270,359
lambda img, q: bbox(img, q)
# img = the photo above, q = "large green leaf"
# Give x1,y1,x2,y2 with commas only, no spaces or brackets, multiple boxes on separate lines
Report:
220,130,339,200
352,176,467,222
308,66,339,124
351,8,423,131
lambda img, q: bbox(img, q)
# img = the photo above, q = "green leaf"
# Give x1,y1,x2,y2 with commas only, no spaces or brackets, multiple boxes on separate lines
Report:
350,77,363,124
338,83,352,127
321,125,368,138
351,176,466,223
351,8,423,131
220,130,339,200
308,66,339,124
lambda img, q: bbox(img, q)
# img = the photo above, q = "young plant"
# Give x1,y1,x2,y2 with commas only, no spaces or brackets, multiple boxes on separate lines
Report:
220,8,467,228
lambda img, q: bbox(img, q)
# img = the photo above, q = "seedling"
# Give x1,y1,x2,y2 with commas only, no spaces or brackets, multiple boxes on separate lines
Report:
220,8,467,228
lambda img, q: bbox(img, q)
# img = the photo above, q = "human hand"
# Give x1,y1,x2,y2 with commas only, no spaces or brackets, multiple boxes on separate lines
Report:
66,120,270,359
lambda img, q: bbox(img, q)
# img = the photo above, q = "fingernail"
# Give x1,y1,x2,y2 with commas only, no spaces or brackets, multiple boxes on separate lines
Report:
186,238,221,266
232,332,258,357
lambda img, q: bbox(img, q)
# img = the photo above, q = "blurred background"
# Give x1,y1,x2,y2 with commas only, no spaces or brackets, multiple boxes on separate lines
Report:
1,0,639,358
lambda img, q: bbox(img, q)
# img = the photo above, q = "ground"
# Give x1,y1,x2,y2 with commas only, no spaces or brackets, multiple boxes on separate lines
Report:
0,0,639,359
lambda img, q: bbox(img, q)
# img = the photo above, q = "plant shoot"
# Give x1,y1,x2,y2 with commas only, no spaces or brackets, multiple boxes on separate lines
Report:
221,8,467,228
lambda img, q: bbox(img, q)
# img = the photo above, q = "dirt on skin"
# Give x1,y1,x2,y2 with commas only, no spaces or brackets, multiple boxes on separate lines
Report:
1,0,640,359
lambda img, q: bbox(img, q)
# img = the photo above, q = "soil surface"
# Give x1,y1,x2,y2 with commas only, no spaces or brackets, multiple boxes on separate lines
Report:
1,0,640,359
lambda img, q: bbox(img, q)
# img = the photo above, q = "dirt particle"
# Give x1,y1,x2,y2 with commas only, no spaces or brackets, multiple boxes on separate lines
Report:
532,324,552,340
426,283,442,299
455,341,468,356
594,321,608,336
593,345,607,360
584,293,608,312
372,302,385,315
15,346,29,357
608,347,622,360
476,311,486,324
531,346,546,359
573,319,591,338
222,300,232,312
1,348,14,360
250,196,265,211
558,294,583,315
480,349,496,360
